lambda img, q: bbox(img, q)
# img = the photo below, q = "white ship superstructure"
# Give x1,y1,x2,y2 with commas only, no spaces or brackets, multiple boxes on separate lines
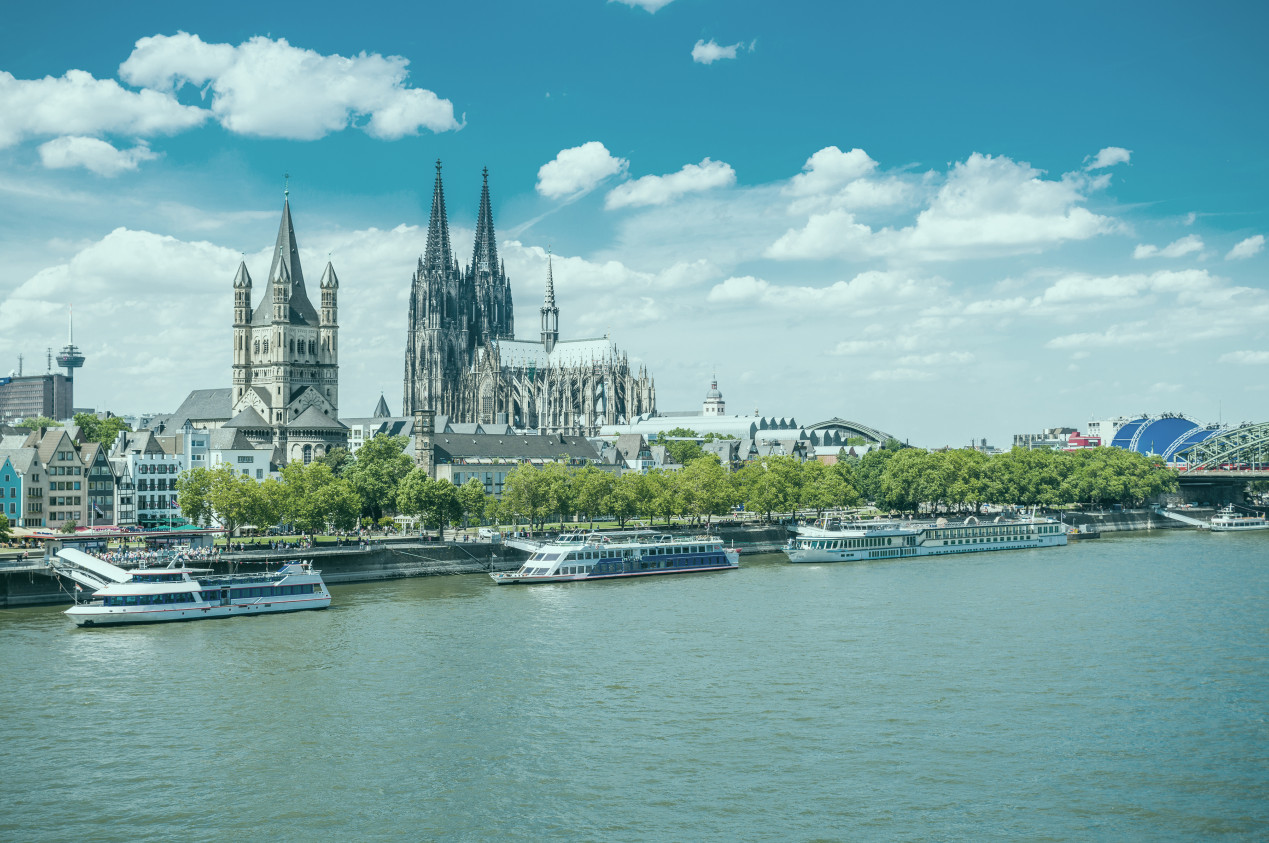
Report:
784,516,1067,563
1209,505,1269,532
50,548,330,626
492,532,739,585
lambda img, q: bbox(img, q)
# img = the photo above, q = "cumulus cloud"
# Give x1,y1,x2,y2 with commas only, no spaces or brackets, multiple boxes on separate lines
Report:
536,142,628,199
768,152,1115,262
1086,147,1131,169
605,158,735,209
37,136,159,176
691,39,753,64
1132,234,1204,259
785,147,878,197
611,0,676,11
1219,350,1269,364
1226,234,1265,260
0,69,207,149
119,32,461,140
706,270,946,311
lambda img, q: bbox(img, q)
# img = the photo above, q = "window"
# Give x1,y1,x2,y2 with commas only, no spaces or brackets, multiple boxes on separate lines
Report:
302,445,312,464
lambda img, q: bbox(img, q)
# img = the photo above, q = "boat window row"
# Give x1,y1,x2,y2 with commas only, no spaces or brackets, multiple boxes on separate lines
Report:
804,536,907,550
104,592,197,606
930,524,1060,539
132,573,186,582
225,584,317,599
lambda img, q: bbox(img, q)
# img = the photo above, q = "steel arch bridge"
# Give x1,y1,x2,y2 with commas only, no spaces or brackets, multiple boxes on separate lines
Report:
1176,422,1269,470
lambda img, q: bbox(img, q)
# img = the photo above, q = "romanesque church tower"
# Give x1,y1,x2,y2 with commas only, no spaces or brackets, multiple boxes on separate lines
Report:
228,190,347,465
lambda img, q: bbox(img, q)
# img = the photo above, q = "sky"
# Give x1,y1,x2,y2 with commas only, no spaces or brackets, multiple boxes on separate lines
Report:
1,0,1266,447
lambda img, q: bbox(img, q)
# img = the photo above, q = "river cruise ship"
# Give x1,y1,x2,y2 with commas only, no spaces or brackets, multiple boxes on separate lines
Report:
1209,505,1269,532
784,515,1067,564
50,548,330,626
491,532,739,585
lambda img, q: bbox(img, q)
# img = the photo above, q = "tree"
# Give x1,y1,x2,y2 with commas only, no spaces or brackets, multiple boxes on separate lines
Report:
679,456,736,525
14,416,61,431
643,469,679,525
799,459,858,518
319,447,353,476
73,413,132,448
573,465,616,529
540,461,576,526
343,434,413,523
500,463,552,530
0,513,10,543
658,427,706,465
176,466,215,527
457,477,488,527
279,462,360,534
396,469,460,535
609,472,645,528
60,519,78,534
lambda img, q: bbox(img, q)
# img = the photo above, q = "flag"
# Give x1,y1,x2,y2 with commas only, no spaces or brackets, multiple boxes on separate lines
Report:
75,583,82,592
93,504,104,517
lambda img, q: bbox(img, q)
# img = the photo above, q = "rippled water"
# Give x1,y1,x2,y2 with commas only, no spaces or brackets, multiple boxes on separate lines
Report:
2,530,1266,841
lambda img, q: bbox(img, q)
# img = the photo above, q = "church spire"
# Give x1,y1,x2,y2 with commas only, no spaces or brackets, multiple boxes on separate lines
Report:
541,247,559,353
253,185,319,327
422,159,453,276
471,166,499,276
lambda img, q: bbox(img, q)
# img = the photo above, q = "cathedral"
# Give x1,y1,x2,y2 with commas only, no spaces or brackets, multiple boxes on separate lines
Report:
403,162,656,435
226,191,348,465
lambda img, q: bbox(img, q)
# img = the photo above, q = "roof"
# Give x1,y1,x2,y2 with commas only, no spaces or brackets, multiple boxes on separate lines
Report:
288,406,347,430
251,198,321,327
433,432,601,463
372,394,392,418
166,388,233,429
223,407,270,429
208,427,259,451
491,337,620,370
0,447,40,475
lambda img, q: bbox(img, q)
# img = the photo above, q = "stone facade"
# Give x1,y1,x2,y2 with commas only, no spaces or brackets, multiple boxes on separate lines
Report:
404,163,655,435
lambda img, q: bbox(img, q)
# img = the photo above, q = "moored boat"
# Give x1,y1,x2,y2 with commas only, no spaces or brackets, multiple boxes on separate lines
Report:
50,548,330,626
1208,505,1269,532
491,531,739,584
784,515,1067,563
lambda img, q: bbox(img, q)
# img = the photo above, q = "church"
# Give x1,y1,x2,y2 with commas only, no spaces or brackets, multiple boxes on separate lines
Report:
224,190,348,464
403,163,656,435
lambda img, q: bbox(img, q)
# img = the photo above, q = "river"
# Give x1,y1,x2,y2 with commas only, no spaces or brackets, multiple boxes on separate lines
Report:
1,529,1265,841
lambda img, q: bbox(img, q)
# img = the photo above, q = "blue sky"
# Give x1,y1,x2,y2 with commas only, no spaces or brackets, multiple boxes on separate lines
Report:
1,0,1266,446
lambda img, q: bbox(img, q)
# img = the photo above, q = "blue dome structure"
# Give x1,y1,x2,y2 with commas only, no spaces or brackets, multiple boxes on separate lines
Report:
1109,415,1224,462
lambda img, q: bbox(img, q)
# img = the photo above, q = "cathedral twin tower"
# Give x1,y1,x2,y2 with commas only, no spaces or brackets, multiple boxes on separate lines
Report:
231,162,656,462
403,162,655,434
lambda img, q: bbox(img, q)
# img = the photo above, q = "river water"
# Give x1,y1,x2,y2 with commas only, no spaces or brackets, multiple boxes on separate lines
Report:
1,530,1266,841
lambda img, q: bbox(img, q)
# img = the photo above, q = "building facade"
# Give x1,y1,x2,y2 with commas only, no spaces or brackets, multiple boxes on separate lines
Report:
0,373,73,423
226,192,347,465
403,163,655,435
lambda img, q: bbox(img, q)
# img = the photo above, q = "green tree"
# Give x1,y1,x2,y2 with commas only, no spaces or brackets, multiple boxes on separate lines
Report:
457,477,488,527
0,513,10,543
679,455,736,525
658,428,706,466
176,466,215,526
319,447,353,476
799,459,858,517
396,469,460,535
644,469,679,525
573,465,616,529
60,519,78,534
73,413,132,448
279,462,360,534
14,416,62,431
500,463,552,530
343,434,413,523
540,461,576,526
609,472,645,528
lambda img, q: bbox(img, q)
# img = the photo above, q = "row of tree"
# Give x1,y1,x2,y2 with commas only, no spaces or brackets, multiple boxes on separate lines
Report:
176,433,1178,535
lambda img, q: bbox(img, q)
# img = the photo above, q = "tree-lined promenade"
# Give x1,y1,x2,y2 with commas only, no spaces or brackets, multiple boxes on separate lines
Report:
176,434,1178,536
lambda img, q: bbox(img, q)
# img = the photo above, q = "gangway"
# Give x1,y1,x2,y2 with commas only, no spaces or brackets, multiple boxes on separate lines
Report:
1153,507,1210,530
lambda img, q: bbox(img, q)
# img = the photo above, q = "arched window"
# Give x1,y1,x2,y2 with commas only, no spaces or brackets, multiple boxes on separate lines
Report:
289,338,295,353
253,339,259,354
263,339,269,353
302,445,312,465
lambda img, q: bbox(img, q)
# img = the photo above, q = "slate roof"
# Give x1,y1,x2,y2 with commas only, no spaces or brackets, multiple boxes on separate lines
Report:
433,432,601,463
111,430,166,457
209,428,258,451
0,448,40,476
289,406,347,430
372,395,392,418
169,388,233,427
251,199,320,327
223,407,270,429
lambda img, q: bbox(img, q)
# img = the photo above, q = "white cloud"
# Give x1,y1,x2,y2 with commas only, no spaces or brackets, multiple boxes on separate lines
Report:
1226,234,1265,260
119,32,461,140
536,142,628,199
785,146,878,197
0,69,207,149
1045,322,1159,350
895,351,975,366
868,368,934,382
1219,350,1269,365
768,152,1116,261
706,270,946,311
1133,234,1204,259
37,136,158,176
691,39,751,65
605,158,735,209
1086,147,1131,169
611,0,676,11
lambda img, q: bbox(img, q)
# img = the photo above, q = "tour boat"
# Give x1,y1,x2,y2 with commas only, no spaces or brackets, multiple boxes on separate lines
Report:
784,515,1067,563
1208,505,1269,532
50,548,331,626
491,531,739,584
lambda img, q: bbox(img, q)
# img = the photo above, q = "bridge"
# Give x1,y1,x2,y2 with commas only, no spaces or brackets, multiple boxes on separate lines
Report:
1165,422,1269,504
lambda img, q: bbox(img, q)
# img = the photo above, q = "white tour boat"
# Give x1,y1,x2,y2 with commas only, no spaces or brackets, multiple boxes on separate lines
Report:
784,515,1067,564
491,531,739,585
1208,505,1269,532
50,548,331,626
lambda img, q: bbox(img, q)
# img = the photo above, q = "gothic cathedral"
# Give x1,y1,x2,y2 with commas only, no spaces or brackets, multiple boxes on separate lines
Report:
228,192,348,465
403,162,656,435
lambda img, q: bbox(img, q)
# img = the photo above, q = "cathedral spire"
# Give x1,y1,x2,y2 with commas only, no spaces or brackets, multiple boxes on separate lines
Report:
541,247,559,354
422,159,453,276
471,166,499,275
